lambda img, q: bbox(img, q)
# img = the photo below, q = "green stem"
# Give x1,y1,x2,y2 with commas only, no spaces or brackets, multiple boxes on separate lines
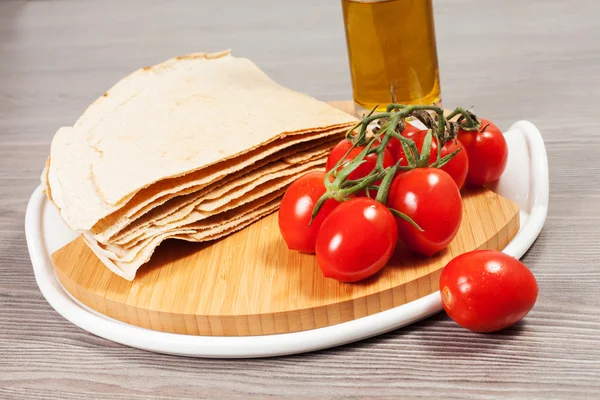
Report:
389,208,423,231
417,130,434,168
375,166,397,204
309,192,332,225
446,107,480,132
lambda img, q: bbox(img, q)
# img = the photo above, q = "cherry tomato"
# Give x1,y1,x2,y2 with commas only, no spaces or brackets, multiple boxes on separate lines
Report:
278,171,339,253
400,121,422,139
374,122,421,161
458,119,508,185
440,250,538,332
374,137,401,162
397,130,469,189
387,168,462,256
326,139,394,197
315,198,398,282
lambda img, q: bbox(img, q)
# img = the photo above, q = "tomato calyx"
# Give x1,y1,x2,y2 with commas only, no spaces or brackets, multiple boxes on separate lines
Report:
399,128,461,171
453,108,482,134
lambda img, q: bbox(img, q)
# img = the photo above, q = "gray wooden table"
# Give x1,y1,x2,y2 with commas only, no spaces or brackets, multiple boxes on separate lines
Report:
2,0,600,398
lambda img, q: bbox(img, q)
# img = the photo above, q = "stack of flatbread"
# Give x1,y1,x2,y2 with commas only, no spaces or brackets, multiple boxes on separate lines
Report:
41,50,357,280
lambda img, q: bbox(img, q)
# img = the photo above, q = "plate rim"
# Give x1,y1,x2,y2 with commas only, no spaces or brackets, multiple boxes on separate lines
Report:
25,119,548,358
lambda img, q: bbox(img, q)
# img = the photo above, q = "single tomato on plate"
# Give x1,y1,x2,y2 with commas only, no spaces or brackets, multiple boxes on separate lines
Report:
440,250,538,332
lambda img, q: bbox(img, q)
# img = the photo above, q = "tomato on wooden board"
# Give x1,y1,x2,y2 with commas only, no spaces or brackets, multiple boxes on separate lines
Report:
458,119,508,185
315,198,398,282
440,250,538,332
397,130,469,189
278,171,339,253
326,139,394,197
387,168,462,256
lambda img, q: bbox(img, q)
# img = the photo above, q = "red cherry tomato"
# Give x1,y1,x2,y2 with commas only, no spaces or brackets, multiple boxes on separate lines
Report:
400,121,422,139
278,171,339,253
440,250,538,332
397,130,469,189
374,122,421,161
315,198,398,282
326,139,394,197
387,168,462,256
458,119,508,185
375,137,401,162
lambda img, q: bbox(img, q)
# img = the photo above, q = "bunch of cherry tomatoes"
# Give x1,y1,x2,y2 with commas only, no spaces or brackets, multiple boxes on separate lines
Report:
279,104,538,332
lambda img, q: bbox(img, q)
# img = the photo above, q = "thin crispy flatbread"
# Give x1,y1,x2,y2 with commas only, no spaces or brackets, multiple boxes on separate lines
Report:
83,188,290,281
45,51,357,280
47,51,356,231
93,157,325,261
91,133,340,243
111,145,331,246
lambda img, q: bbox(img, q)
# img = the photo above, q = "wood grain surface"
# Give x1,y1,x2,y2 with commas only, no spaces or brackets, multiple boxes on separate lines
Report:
52,183,519,336
1,0,600,399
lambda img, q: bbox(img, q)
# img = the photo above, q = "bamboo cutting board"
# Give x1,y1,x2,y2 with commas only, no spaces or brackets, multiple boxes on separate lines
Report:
51,101,520,336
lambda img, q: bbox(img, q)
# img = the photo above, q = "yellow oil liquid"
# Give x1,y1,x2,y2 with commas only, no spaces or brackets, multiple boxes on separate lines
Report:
342,0,441,111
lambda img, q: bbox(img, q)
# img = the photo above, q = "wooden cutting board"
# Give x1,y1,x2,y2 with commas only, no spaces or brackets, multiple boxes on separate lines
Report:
52,101,520,336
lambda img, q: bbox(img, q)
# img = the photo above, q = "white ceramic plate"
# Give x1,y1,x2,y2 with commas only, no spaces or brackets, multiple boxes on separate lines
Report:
25,120,548,358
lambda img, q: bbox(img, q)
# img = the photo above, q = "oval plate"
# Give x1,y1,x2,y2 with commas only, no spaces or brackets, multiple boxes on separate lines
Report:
25,120,548,358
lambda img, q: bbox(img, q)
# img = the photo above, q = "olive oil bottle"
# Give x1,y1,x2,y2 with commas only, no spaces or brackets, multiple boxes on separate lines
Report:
342,0,441,112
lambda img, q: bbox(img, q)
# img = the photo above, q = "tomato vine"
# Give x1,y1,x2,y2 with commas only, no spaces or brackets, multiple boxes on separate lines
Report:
311,104,482,223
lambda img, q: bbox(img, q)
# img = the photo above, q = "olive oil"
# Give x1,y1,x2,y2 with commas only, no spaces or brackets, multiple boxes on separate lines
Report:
342,0,441,111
